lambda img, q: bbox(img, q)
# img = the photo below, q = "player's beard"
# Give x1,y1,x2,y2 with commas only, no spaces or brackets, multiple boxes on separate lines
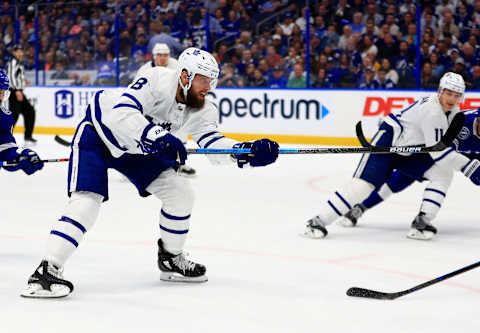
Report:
185,89,205,109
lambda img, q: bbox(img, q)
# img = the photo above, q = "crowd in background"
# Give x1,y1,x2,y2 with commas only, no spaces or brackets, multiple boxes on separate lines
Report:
1,0,480,90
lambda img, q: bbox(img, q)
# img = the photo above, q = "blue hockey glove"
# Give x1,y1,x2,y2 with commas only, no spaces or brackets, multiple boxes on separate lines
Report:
233,138,279,168
462,159,480,185
141,124,187,165
3,148,44,175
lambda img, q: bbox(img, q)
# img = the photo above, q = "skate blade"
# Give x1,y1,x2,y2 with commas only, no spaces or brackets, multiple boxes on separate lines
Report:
20,283,71,298
337,217,355,228
299,229,327,239
160,272,208,283
406,229,434,240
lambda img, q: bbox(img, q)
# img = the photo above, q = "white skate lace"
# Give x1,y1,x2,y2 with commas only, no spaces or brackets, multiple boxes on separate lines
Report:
172,253,196,273
46,263,64,279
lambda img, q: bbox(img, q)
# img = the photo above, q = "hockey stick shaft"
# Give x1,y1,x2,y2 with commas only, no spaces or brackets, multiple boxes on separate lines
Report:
0,148,371,167
347,260,480,300
0,158,70,167
355,112,465,153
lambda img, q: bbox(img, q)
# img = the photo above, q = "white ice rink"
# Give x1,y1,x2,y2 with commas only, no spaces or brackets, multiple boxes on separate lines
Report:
1,134,479,333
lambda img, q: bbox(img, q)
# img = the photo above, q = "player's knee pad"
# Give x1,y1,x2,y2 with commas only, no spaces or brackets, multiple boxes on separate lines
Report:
148,169,195,216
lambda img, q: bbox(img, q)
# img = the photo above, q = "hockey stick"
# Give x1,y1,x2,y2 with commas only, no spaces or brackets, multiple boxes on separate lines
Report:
54,135,71,147
0,158,69,167
346,260,480,300
355,112,465,153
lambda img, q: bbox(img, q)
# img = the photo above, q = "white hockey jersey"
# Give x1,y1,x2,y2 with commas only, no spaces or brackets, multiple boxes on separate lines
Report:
135,58,178,80
383,93,469,170
86,66,237,165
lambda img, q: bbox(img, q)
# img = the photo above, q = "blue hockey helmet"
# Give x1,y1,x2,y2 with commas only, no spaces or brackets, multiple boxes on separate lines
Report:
0,69,9,90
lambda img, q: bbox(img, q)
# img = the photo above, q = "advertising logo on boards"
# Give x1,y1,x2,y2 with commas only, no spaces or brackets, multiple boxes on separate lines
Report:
363,96,480,116
55,90,74,119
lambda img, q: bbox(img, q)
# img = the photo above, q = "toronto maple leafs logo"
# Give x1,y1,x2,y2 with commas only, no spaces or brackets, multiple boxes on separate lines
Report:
159,121,172,131
193,49,201,55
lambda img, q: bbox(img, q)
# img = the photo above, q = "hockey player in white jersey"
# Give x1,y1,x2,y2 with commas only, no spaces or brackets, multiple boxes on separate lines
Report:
21,48,279,298
135,43,178,76
136,43,197,178
304,72,480,239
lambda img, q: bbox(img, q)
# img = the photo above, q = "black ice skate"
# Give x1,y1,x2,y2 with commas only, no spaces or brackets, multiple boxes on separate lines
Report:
21,260,73,298
157,239,207,282
407,212,437,240
338,204,366,227
302,216,328,238
178,164,197,178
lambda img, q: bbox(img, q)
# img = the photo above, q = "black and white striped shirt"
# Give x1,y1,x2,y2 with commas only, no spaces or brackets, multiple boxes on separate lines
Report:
6,57,25,90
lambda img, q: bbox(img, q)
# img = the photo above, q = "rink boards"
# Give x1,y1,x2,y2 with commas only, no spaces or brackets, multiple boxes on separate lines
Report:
13,87,480,145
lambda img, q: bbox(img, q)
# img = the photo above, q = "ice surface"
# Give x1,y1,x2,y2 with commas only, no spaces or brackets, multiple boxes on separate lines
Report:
1,135,479,332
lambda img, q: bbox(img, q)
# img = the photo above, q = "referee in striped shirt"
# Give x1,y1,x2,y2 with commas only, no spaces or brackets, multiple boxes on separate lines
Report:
7,44,37,145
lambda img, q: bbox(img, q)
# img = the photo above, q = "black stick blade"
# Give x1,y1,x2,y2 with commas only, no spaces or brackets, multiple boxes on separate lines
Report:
54,135,71,147
346,287,397,300
355,122,371,148
441,112,465,147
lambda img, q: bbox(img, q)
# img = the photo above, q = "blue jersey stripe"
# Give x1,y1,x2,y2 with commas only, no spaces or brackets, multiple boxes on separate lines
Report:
120,93,143,113
50,230,78,247
425,188,446,197
204,136,225,148
335,191,352,209
423,198,441,207
94,91,128,152
160,225,189,234
197,131,219,146
327,200,342,216
161,209,190,220
59,216,87,233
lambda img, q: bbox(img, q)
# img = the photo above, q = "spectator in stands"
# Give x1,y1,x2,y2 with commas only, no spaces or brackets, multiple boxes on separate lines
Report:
429,52,446,80
324,24,340,49
462,42,478,68
265,45,282,68
313,67,333,88
374,67,395,89
148,24,183,57
385,14,400,37
471,65,480,90
131,33,148,57
249,68,267,87
360,35,377,60
437,8,460,40
452,57,472,88
279,12,295,37
349,12,365,34
377,33,399,60
334,0,353,23
338,25,353,51
268,65,287,88
364,3,383,27
421,62,437,90
237,49,256,75
295,6,313,32
218,63,241,87
244,62,255,83
358,67,377,89
287,63,306,88
51,60,69,80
